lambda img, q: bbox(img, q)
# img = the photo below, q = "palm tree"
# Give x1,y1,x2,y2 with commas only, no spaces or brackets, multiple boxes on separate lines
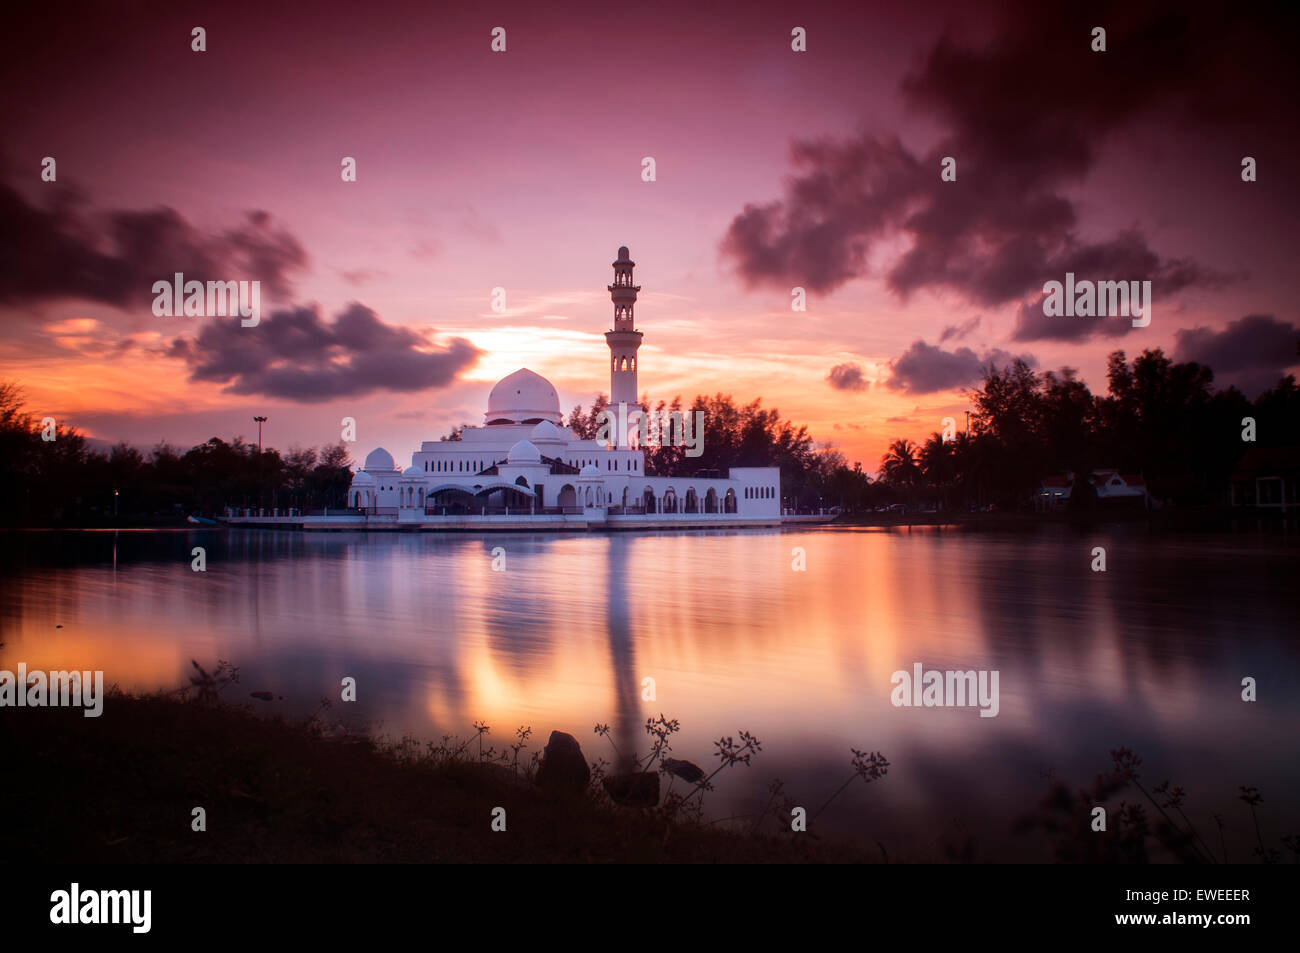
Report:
919,433,956,485
879,438,922,488
919,432,959,509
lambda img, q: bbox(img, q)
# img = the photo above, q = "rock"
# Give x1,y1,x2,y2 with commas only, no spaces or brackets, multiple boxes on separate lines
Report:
663,758,705,784
603,771,660,807
535,730,590,795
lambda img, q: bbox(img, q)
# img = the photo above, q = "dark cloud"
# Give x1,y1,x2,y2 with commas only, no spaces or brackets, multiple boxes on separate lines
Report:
0,181,307,311
827,362,869,391
1174,314,1300,396
886,339,1034,394
939,315,981,342
721,1,1276,311
168,303,481,401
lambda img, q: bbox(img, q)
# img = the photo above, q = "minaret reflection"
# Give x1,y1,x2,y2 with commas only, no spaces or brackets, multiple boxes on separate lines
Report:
605,534,638,771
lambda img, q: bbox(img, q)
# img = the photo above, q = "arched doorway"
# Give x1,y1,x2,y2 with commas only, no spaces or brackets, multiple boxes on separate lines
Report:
704,488,718,513
642,487,656,513
662,488,678,513
724,488,737,513
685,488,699,513
477,485,533,512
428,487,475,514
558,484,577,509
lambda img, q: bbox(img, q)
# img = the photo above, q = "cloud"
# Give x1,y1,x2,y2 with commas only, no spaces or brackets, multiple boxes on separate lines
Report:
1174,314,1300,395
939,315,981,343
0,181,307,312
168,302,481,401
721,1,1261,310
339,268,385,287
827,362,869,391
886,339,1034,394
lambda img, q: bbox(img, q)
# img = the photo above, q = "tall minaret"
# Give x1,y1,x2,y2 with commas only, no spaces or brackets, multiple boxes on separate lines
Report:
605,245,642,448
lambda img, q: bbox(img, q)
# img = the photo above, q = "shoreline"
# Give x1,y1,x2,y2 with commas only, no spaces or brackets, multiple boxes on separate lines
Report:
1,689,875,864
1,504,1295,533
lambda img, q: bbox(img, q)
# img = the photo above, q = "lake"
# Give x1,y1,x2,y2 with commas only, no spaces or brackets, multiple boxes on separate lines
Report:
3,524,1297,861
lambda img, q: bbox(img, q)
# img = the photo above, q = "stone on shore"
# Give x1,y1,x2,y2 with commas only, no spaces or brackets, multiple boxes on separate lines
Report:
535,730,590,795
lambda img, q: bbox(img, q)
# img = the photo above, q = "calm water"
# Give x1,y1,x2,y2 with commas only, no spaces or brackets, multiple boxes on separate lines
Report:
3,525,1298,860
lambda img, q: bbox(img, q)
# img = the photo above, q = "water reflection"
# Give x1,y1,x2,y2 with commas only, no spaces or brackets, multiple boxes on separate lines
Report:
1,525,1296,860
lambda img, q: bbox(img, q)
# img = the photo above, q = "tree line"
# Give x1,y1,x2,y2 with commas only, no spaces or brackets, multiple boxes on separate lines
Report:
0,382,353,526
877,349,1298,511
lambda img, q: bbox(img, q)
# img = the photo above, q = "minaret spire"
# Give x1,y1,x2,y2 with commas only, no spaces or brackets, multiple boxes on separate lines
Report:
605,245,643,448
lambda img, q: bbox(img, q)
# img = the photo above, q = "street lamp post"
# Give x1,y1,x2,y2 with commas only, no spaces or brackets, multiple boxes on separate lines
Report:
253,416,268,510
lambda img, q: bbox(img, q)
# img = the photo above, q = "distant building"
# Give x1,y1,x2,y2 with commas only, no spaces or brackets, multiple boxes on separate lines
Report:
1034,470,1148,511
1035,475,1073,511
1229,447,1300,512
1089,470,1148,506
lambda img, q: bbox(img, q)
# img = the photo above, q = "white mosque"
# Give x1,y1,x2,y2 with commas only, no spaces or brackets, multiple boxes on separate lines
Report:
339,247,782,529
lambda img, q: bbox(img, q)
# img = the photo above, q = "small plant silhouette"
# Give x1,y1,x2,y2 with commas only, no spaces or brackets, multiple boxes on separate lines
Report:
812,748,889,822
179,659,239,704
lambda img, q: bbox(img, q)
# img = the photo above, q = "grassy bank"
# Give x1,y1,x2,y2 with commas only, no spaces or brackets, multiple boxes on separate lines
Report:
1,689,874,864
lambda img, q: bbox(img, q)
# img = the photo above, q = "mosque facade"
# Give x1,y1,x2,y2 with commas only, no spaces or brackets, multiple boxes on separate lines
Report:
344,247,782,528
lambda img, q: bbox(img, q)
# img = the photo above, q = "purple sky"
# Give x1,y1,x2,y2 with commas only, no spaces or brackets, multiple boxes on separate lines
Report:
2,0,1296,472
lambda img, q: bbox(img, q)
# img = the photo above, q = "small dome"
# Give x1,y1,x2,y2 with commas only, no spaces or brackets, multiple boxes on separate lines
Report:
486,368,562,425
529,420,567,445
579,463,600,476
352,471,375,484
364,448,396,471
507,439,542,465
402,466,421,477
617,245,630,259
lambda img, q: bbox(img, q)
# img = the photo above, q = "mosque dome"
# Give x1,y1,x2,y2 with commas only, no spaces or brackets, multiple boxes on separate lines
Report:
352,470,375,484
529,420,567,445
402,466,421,477
363,447,396,471
486,368,562,425
579,463,600,476
507,439,543,465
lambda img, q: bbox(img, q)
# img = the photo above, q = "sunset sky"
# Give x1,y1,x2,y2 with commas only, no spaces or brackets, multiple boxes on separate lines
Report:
2,0,1297,474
